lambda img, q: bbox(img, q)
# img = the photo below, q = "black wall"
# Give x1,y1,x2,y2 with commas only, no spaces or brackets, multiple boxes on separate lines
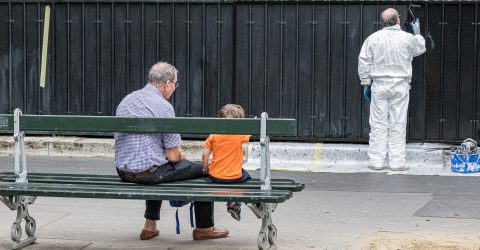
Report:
0,1,479,142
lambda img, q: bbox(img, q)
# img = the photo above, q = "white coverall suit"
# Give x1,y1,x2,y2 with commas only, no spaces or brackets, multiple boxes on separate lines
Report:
358,24,426,169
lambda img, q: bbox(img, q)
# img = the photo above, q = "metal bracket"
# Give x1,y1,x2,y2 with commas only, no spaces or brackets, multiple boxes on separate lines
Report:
260,112,271,191
14,109,28,183
248,203,278,250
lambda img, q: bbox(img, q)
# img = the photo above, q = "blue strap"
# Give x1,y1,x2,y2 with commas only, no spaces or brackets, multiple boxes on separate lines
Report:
175,208,180,234
189,202,195,228
175,202,194,234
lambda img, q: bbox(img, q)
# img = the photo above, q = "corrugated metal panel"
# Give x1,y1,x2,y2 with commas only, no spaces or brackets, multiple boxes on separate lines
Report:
0,1,479,142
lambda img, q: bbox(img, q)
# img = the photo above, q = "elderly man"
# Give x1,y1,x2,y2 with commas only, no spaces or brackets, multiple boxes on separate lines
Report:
114,61,228,240
358,8,426,171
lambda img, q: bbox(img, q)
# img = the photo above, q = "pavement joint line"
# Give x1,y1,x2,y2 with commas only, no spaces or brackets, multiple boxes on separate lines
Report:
79,242,93,249
40,213,72,229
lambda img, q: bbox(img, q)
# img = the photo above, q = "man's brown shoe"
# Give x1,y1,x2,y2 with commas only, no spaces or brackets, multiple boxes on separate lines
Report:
140,229,159,240
193,227,229,240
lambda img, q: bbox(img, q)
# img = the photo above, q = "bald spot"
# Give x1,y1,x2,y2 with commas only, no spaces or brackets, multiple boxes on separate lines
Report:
150,62,168,73
381,8,398,23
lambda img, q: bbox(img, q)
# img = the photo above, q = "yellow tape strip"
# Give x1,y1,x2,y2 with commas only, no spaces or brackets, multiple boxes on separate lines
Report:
40,5,51,88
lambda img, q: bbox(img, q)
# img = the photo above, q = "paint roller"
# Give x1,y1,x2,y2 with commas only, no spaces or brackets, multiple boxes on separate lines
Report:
404,4,421,34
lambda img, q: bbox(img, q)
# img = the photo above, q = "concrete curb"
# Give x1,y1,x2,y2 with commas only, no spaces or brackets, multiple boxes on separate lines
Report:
244,142,460,175
0,136,472,176
0,136,115,157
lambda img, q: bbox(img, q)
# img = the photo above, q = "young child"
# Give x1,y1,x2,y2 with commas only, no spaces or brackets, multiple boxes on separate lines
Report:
202,104,252,221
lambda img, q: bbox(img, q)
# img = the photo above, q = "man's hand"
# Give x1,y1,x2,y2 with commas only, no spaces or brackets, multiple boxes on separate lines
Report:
165,146,183,163
410,18,421,35
363,85,371,102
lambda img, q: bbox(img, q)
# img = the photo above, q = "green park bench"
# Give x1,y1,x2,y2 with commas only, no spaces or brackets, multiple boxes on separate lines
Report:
0,108,304,250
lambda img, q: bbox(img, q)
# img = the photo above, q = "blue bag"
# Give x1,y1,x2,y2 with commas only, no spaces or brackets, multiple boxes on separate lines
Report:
169,200,194,234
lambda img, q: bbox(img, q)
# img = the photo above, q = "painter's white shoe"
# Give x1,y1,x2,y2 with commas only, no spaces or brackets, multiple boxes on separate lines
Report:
368,165,384,170
390,166,409,171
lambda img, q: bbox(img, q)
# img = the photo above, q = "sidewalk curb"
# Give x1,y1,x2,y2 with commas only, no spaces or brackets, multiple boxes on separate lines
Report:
0,136,469,176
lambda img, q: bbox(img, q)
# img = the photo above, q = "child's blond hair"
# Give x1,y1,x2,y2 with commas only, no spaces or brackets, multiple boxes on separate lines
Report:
218,104,245,118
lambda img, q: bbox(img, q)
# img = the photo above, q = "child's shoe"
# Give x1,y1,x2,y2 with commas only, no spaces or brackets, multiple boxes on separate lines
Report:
227,205,241,221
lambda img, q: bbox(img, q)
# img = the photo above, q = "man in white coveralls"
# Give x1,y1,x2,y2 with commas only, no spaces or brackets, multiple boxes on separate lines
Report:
358,8,426,171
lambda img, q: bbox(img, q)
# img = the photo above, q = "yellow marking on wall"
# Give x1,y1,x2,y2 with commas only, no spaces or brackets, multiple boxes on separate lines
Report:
306,143,322,172
40,5,51,88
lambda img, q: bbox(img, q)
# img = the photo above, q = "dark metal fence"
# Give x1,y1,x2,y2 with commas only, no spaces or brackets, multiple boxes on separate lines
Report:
0,1,479,142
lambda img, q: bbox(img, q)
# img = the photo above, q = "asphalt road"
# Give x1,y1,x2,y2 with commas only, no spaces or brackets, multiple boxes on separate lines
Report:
0,156,479,249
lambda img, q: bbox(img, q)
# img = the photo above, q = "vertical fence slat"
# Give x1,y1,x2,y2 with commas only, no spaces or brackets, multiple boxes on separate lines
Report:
188,3,203,117
476,4,480,138
84,3,96,115
25,3,37,114
313,3,329,138
442,4,460,141
250,3,266,117
344,4,361,139
204,3,218,117
425,4,442,141
265,3,281,118
128,3,142,92
458,4,476,140
297,3,313,137
234,4,250,113
219,4,233,108
282,4,297,120
69,3,83,115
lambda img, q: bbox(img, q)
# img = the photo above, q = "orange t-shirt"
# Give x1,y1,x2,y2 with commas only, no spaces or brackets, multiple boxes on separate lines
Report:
204,134,251,179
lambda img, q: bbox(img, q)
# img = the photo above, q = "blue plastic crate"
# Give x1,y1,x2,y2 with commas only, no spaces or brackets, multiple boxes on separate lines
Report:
451,151,480,173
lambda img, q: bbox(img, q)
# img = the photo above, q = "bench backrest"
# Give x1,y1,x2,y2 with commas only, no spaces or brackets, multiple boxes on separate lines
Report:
0,109,296,191
0,114,296,136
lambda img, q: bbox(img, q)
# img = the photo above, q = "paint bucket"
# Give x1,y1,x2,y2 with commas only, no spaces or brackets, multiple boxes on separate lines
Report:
451,150,480,173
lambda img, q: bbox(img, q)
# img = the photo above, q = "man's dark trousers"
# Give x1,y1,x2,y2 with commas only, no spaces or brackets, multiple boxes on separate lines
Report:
117,160,214,228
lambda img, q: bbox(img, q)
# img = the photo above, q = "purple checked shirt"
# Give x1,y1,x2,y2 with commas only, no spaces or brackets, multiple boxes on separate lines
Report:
114,84,182,173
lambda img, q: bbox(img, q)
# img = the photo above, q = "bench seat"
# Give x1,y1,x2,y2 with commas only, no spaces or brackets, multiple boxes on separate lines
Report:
0,182,292,203
0,172,305,192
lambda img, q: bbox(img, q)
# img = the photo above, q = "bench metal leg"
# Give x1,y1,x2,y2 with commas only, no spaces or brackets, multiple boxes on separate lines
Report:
3,109,37,249
1,195,37,250
248,203,278,250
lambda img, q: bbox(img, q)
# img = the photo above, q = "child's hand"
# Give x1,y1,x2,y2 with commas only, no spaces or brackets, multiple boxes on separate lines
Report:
202,167,209,175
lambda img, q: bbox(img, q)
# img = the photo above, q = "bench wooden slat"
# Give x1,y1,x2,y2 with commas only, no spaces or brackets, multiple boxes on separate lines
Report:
0,115,296,136
0,173,305,192
0,182,291,203
0,172,297,184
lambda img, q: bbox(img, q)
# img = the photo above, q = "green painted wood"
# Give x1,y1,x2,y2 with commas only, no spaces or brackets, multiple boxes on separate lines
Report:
0,112,302,204
0,172,297,184
17,115,296,135
0,115,13,131
0,182,291,203
0,173,305,192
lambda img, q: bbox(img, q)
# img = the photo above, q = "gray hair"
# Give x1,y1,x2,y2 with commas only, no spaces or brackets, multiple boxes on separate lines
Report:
380,9,399,27
147,61,178,85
